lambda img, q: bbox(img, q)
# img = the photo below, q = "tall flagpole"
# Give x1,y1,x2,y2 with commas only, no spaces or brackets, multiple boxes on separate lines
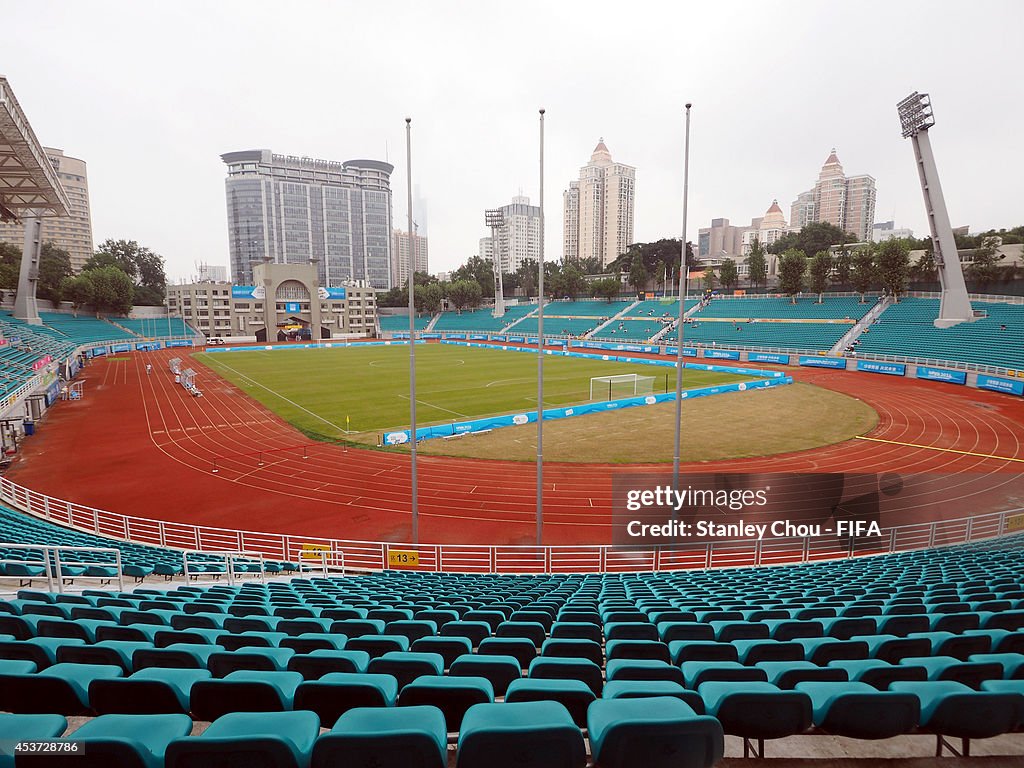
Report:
406,117,419,544
536,108,545,547
672,104,692,491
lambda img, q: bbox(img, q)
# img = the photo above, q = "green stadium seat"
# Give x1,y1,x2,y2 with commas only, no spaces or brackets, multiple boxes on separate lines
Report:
795,681,920,739
411,636,473,668
449,653,520,696
899,655,1003,689
311,705,447,768
588,696,724,768
0,713,67,768
699,681,812,757
287,649,371,680
756,661,847,689
681,661,767,689
456,701,586,768
828,659,929,689
293,672,398,726
528,657,603,696
0,662,122,714
165,710,320,768
398,675,493,733
89,667,211,714
367,651,444,689
504,678,596,727
208,647,294,676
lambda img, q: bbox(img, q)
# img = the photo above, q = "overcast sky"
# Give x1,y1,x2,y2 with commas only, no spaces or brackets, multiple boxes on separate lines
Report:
3,0,1021,281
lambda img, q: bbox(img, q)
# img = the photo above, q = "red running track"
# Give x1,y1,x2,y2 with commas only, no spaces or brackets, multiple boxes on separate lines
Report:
8,346,1024,546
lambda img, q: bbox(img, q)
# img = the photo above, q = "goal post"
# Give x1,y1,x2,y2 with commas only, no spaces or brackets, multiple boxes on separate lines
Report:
589,373,656,401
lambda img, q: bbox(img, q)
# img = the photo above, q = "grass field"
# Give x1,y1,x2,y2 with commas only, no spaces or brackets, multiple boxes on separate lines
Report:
410,382,879,463
195,344,752,439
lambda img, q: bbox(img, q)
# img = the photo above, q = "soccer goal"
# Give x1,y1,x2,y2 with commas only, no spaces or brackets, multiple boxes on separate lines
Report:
590,373,656,401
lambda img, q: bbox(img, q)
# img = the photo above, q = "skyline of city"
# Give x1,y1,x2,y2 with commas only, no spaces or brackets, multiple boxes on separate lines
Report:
2,2,1020,283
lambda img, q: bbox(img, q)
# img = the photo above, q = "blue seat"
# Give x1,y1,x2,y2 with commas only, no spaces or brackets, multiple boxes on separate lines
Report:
165,710,320,768
550,621,601,643
756,661,846,689
311,705,447,768
0,713,67,768
411,636,473,668
449,654,520,697
456,701,585,768
891,681,1022,755
796,681,920,739
89,668,211,714
208,647,294,676
16,713,192,768
0,662,122,714
733,639,803,665
504,678,596,727
368,651,444,689
605,639,670,663
603,680,704,713
294,672,398,726
699,681,812,758
288,649,371,679
969,652,1024,679
398,675,494,732
606,659,684,685
681,661,766,689
828,659,928,690
528,657,603,696
900,655,1003,689
280,632,348,654
668,641,737,665
57,640,151,673
540,638,602,666
795,638,869,665
190,670,303,720
133,643,221,671
478,637,536,669
0,638,86,670
588,696,723,768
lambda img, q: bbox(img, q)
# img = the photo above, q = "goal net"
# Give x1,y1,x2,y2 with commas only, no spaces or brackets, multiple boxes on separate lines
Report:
590,373,656,401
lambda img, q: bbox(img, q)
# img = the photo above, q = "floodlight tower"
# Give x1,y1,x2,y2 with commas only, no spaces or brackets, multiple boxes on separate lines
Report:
485,209,506,318
897,92,974,328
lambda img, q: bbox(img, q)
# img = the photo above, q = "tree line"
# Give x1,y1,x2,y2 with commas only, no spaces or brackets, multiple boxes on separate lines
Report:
0,238,167,315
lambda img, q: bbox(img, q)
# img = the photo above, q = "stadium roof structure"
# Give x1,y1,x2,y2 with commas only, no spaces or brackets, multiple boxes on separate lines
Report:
0,75,69,222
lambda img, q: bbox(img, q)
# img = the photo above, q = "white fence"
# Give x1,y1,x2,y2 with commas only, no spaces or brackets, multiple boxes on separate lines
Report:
0,475,1019,575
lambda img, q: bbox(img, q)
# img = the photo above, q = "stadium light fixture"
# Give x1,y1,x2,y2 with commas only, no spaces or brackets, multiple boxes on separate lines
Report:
897,92,934,139
485,209,506,318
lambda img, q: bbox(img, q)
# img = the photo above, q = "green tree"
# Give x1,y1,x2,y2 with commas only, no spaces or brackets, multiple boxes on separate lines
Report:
37,243,73,303
833,247,853,288
808,251,833,303
59,275,95,315
628,257,648,295
777,249,807,303
87,239,167,308
909,249,937,284
745,238,768,290
702,269,717,292
965,236,1005,291
451,255,495,296
875,238,911,301
82,266,135,315
560,261,586,299
447,279,482,311
421,283,444,314
0,242,22,295
718,258,738,291
852,248,876,302
606,238,697,276
591,276,621,301
769,221,853,256
516,259,538,298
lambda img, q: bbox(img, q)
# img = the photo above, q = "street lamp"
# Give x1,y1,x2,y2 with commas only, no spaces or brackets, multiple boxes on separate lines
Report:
485,209,506,318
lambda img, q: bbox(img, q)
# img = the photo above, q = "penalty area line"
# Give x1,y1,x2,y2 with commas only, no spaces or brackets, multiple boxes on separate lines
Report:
853,435,1024,464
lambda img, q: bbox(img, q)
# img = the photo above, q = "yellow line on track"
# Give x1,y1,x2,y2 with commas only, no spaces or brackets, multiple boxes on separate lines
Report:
854,435,1024,463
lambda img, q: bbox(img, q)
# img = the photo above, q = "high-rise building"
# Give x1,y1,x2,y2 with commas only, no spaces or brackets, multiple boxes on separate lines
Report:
698,218,747,259
391,228,428,288
221,150,394,289
0,147,93,271
562,140,635,266
790,149,876,242
484,195,541,274
741,200,789,255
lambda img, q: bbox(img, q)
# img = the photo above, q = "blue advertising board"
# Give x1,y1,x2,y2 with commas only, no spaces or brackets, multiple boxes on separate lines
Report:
977,374,1024,396
383,374,793,445
90,346,108,357
915,366,967,385
318,287,347,300
799,355,847,370
231,286,264,299
166,340,193,348
702,349,740,361
135,342,162,352
285,302,301,313
856,360,906,377
111,343,132,353
664,347,698,358
748,352,790,365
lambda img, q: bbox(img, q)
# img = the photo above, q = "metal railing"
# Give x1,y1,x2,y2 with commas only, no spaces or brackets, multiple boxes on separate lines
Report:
183,550,266,585
0,542,124,593
0,475,1019,575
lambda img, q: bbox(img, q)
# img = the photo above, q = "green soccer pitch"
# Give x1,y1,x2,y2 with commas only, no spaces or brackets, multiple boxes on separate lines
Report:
194,344,753,440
